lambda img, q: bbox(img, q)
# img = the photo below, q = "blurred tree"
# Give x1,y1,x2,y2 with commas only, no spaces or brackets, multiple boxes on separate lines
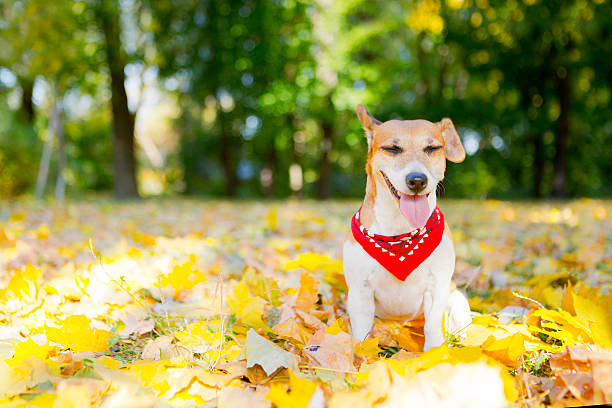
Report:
1,0,143,199
141,0,314,197
442,0,611,198
1,0,610,199
0,0,92,201
93,0,140,198
297,0,405,198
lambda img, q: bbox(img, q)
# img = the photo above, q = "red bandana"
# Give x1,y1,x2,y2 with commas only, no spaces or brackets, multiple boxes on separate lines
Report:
351,206,445,281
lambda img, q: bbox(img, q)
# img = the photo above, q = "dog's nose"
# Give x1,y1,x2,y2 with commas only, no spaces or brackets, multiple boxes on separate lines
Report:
406,172,428,193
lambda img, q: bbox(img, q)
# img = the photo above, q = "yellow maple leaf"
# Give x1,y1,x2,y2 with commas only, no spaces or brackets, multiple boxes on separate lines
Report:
46,315,112,352
160,256,207,296
174,320,241,361
129,361,171,396
3,265,42,300
227,281,267,329
482,333,525,366
243,266,281,306
175,321,218,347
562,281,612,347
325,317,349,335
6,339,53,366
354,337,380,359
530,308,593,346
464,324,501,347
267,370,318,408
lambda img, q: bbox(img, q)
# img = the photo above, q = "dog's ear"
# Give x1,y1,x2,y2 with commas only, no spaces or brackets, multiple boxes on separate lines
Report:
356,104,381,150
437,118,465,163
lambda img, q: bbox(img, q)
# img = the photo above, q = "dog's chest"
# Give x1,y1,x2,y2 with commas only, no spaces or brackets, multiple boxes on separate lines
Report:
344,233,454,319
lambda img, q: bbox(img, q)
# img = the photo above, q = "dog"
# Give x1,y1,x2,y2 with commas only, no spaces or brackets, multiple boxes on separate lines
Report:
343,104,472,351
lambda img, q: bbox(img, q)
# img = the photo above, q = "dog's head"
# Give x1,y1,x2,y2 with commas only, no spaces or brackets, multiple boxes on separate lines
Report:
357,104,465,229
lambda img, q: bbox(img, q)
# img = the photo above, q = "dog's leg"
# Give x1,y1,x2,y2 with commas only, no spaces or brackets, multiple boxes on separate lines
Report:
343,242,376,340
423,274,450,351
346,281,375,341
444,290,472,339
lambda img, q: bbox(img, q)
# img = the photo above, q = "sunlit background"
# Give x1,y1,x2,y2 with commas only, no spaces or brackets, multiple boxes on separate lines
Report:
0,0,610,200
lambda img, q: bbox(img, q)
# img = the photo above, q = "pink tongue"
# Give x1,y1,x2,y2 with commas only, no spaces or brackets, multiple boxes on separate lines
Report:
399,194,430,228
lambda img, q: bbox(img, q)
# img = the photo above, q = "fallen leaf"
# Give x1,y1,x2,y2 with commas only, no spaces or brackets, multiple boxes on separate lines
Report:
0,358,54,397
482,333,526,366
118,315,155,337
354,337,380,360
3,265,42,299
159,255,207,297
54,378,109,408
266,370,318,408
46,315,112,352
245,329,298,375
227,281,268,329
295,309,326,331
303,329,355,372
295,272,319,312
141,335,180,360
6,339,53,365
218,386,271,408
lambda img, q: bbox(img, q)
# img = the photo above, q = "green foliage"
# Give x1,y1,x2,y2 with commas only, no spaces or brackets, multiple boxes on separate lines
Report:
0,0,611,198
64,112,114,192
0,102,39,198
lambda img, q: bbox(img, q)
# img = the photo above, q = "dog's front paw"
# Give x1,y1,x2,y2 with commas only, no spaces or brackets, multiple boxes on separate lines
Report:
423,335,444,352
350,322,371,341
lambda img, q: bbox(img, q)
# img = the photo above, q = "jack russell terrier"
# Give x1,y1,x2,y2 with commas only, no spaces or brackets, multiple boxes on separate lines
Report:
343,104,472,351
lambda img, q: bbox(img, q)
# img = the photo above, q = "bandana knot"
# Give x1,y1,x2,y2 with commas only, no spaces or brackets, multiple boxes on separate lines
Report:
351,206,445,281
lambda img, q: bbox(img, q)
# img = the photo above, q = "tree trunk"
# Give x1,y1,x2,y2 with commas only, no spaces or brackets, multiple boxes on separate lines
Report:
262,143,276,197
54,95,66,204
532,132,544,198
97,0,139,199
19,77,35,123
551,69,570,198
519,82,546,198
218,111,238,197
35,107,55,199
317,120,333,199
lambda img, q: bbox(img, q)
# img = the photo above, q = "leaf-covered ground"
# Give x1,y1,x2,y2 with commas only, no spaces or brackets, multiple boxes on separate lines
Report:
0,198,611,407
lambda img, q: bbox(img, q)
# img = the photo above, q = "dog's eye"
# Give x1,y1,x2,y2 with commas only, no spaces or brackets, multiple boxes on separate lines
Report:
381,145,403,154
424,145,443,154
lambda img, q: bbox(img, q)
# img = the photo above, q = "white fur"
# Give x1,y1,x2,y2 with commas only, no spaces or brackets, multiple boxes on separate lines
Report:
371,170,438,235
344,178,471,351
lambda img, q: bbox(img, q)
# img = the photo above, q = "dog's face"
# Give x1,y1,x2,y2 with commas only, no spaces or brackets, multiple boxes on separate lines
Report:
356,104,465,228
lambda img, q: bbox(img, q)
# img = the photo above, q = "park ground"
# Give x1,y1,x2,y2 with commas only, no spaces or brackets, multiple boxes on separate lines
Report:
0,198,611,407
